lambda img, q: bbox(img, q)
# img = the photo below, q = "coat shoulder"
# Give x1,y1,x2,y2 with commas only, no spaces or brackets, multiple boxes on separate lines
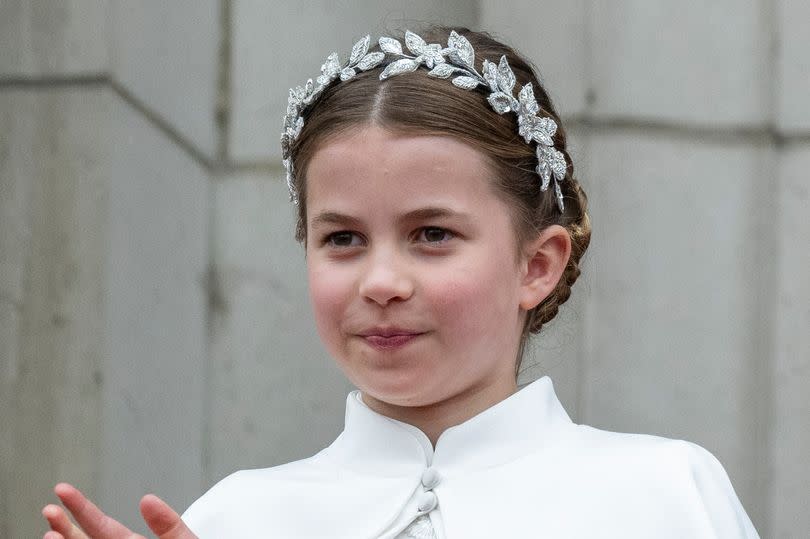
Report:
180,450,333,532
549,424,760,537
560,423,731,485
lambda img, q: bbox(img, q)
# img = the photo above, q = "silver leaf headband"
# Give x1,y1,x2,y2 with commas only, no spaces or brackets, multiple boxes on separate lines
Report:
281,30,568,211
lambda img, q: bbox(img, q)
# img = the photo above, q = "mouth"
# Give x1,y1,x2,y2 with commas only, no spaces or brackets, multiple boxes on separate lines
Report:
356,327,426,350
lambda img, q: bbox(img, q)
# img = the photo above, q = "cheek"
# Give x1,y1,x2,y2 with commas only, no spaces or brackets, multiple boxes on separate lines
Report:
425,258,520,337
307,264,351,336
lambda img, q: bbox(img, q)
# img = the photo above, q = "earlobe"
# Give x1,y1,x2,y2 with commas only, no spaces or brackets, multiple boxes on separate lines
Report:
519,225,572,310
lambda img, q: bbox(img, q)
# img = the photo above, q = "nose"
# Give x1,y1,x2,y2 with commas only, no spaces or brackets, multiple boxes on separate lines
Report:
358,248,414,306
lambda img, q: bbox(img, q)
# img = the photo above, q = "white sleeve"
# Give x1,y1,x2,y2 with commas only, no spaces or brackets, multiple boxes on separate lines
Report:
684,441,761,538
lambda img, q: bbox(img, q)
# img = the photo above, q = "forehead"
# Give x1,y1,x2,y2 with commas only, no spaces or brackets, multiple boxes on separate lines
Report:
305,126,500,214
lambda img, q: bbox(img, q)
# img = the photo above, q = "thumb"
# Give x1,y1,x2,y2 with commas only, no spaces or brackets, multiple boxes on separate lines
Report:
139,494,197,539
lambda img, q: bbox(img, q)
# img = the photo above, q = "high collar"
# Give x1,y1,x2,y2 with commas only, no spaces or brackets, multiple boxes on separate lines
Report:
323,376,573,477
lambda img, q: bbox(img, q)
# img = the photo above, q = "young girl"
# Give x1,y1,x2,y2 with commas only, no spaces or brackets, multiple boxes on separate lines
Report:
42,26,759,538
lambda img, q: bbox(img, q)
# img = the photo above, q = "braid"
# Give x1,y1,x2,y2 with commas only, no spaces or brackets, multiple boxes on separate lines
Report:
528,173,590,333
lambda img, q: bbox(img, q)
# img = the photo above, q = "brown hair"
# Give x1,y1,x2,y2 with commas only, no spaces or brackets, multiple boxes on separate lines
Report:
288,26,590,368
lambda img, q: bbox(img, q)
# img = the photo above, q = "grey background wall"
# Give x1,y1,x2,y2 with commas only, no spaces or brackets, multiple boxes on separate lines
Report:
1,1,807,537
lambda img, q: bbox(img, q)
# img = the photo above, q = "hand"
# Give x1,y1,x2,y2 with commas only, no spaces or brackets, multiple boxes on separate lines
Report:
42,483,198,539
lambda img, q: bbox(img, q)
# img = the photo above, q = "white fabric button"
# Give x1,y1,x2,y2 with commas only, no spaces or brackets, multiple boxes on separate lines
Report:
420,467,441,489
416,491,438,513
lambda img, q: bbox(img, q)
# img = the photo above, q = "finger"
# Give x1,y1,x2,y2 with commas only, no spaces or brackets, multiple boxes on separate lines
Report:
54,483,138,539
44,532,65,539
139,495,197,539
42,504,87,539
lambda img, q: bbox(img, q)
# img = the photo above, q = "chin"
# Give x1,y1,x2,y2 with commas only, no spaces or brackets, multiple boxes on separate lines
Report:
356,372,443,408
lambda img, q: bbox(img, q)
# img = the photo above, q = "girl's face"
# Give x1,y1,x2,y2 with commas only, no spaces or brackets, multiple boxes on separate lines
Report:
305,126,531,414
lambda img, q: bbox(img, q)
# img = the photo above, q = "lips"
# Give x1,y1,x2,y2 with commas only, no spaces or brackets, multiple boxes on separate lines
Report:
357,326,422,338
356,327,426,350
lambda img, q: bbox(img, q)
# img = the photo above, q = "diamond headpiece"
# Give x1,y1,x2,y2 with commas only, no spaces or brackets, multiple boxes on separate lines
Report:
281,30,568,211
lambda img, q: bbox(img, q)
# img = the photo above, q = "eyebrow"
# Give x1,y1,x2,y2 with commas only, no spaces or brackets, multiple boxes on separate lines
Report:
309,206,473,228
309,211,362,229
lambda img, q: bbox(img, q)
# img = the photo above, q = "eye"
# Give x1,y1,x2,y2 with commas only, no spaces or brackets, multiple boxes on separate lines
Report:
324,231,363,248
416,227,454,244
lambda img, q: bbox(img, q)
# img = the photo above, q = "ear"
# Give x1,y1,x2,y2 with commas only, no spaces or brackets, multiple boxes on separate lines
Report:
518,225,572,311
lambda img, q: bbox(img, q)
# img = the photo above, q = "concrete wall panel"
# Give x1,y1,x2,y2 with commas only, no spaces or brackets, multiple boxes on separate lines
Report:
769,145,810,538
0,86,210,537
0,301,19,539
0,88,109,538
0,0,108,76
0,84,34,308
98,92,210,532
776,0,810,132
589,0,770,126
0,301,19,388
582,130,769,529
207,174,352,484
479,0,587,117
230,0,477,162
109,1,220,158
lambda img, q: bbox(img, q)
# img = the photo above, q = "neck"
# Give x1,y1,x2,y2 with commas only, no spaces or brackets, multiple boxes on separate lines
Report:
360,377,518,446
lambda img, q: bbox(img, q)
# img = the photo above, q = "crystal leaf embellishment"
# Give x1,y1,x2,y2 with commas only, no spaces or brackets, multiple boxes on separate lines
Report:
518,84,540,115
405,31,427,55
488,92,512,114
322,52,340,77
349,35,370,65
380,58,420,79
357,52,384,70
482,60,499,92
428,63,456,79
497,56,516,93
379,36,402,55
447,30,474,68
452,76,480,90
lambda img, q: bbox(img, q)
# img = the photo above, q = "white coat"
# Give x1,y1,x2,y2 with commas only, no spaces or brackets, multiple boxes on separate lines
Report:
181,376,759,538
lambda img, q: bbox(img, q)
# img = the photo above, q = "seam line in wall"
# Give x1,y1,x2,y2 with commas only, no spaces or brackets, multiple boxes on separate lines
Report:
0,75,216,171
569,116,807,146
109,79,215,170
0,74,107,87
3,82,809,171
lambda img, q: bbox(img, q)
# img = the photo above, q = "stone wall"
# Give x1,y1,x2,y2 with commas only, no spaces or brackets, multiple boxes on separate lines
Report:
1,1,807,537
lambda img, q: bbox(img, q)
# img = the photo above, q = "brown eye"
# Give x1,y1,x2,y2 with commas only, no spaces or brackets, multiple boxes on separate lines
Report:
326,231,361,247
418,227,453,243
